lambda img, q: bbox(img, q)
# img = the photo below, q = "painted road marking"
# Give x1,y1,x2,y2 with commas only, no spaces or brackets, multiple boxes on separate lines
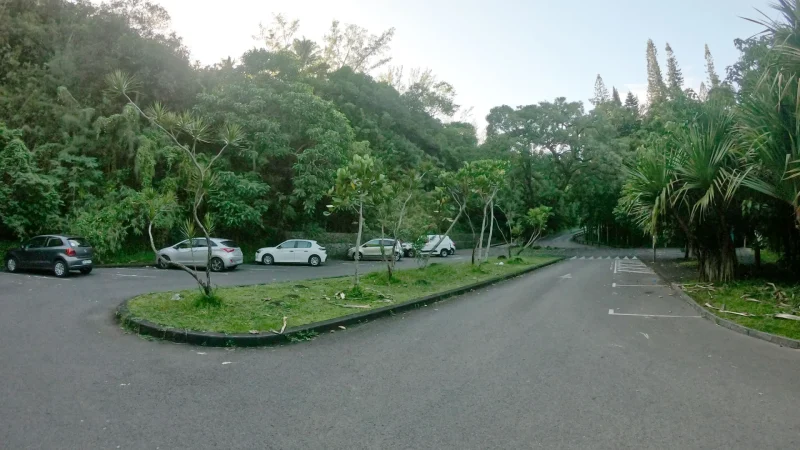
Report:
614,259,655,274
608,308,700,318
612,282,667,287
114,273,157,278
559,273,572,279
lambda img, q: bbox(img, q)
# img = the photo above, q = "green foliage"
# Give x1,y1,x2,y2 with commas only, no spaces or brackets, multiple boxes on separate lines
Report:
0,125,62,238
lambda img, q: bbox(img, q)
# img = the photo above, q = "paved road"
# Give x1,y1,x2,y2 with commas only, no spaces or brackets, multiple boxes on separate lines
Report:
2,238,799,448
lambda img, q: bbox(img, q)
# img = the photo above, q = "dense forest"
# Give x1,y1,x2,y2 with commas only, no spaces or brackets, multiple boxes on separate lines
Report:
1,0,799,283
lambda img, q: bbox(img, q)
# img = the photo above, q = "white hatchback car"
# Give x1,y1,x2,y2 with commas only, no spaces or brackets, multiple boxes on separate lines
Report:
421,235,456,257
347,239,403,261
156,238,244,271
256,240,328,266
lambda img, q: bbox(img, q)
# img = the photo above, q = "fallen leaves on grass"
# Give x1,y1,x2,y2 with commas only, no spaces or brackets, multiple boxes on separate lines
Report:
280,316,288,334
775,314,800,321
336,304,371,309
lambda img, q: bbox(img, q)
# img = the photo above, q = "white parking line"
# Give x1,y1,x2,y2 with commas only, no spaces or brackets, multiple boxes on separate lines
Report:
113,273,157,278
608,308,700,318
612,282,667,287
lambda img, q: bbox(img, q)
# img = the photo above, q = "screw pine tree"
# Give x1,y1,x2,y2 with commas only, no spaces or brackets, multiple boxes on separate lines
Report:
665,42,684,92
646,39,666,104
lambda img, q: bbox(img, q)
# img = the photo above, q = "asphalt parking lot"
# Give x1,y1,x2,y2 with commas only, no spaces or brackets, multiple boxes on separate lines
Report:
3,241,799,449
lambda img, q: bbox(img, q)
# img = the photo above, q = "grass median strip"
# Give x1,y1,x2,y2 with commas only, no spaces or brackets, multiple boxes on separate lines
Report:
126,256,559,334
682,280,800,341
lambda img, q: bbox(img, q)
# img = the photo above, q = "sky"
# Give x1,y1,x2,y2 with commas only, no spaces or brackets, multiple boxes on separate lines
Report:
142,0,769,129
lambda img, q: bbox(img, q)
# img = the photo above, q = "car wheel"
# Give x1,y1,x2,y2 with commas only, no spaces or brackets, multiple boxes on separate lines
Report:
309,255,321,267
210,257,224,272
394,252,401,262
157,255,170,269
356,252,363,261
449,248,456,256
262,254,274,265
440,249,449,258
80,267,92,275
53,260,68,278
408,249,416,257
6,257,18,273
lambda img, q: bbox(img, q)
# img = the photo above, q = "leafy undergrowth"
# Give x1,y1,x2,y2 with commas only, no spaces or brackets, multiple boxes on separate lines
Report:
683,280,800,340
126,256,559,334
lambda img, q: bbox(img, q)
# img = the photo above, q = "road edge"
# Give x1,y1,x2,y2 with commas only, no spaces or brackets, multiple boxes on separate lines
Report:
648,263,800,349
115,257,564,347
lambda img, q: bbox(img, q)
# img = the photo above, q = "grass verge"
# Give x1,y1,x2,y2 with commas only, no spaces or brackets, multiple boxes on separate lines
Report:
126,256,559,334
682,280,800,341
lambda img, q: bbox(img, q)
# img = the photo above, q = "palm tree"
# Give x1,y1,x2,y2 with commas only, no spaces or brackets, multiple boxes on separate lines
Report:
740,0,800,229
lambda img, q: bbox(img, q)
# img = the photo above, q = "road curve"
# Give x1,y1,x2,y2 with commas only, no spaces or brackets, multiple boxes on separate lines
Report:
1,252,799,448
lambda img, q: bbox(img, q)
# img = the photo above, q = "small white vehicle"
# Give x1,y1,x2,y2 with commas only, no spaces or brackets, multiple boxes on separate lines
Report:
156,238,244,271
421,235,456,257
255,239,328,266
347,239,403,261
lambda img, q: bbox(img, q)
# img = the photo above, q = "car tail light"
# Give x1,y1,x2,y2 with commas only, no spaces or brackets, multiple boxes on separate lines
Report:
222,248,235,253
65,248,76,257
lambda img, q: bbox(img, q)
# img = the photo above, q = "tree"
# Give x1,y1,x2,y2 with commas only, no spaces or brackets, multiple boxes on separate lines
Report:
255,13,300,51
704,44,721,88
516,206,553,254
698,82,709,101
646,39,667,104
323,21,395,73
591,74,610,106
665,42,684,93
106,70,243,298
611,87,622,106
624,92,639,112
327,153,390,286
0,124,62,239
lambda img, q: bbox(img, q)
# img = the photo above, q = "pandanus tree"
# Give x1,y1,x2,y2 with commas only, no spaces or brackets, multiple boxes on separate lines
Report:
739,0,800,230
106,70,243,298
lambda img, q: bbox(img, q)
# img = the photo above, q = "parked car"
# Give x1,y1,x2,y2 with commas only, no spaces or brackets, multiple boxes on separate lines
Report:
421,235,456,257
348,239,403,261
4,235,93,277
255,240,328,266
400,240,415,257
156,238,243,271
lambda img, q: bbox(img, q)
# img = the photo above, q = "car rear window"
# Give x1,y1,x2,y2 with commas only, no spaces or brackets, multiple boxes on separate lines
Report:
219,240,239,248
68,238,90,247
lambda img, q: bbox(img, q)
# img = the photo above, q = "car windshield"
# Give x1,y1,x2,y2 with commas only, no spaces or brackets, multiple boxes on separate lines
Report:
68,238,90,247
219,240,239,248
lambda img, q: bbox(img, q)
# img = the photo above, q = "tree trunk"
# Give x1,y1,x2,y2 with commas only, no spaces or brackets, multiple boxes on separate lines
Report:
754,244,761,269
652,235,657,263
485,200,495,262
477,201,488,263
354,197,364,286
380,223,393,280
697,232,737,283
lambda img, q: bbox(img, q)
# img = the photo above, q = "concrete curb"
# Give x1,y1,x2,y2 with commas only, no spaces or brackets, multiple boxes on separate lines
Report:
668,282,800,349
116,257,564,347
649,264,800,349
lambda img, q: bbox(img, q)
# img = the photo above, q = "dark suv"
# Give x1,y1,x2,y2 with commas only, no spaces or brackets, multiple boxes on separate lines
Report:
4,235,94,277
